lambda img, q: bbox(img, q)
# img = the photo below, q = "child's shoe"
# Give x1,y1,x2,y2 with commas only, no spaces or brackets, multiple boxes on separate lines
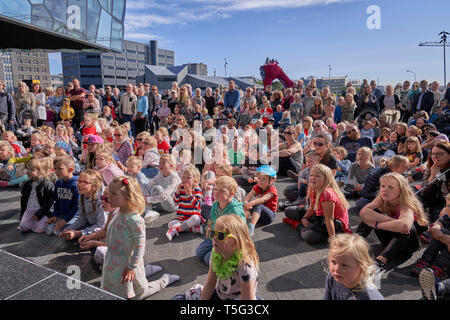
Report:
282,217,301,230
410,258,430,276
192,225,203,235
374,258,387,276
248,223,255,236
419,268,437,300
430,265,445,279
166,227,179,241
145,264,162,278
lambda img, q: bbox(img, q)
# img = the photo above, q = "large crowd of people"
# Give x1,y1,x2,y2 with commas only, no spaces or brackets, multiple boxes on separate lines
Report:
0,76,449,300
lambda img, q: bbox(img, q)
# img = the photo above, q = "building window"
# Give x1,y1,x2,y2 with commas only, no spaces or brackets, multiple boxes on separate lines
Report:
26,67,31,72
41,61,46,65
43,76,47,80
24,52,30,56
35,75,40,80
19,74,24,79
42,68,47,72
34,68,39,72
32,52,38,57
18,67,23,71
17,58,22,63
26,75,32,79
40,53,45,57
34,60,38,64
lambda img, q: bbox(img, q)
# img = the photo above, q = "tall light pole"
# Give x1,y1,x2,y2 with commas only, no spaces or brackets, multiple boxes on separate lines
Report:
224,58,228,80
328,65,332,78
406,70,416,82
419,31,449,85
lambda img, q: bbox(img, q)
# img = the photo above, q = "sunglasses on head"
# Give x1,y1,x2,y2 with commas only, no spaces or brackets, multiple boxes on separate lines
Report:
208,229,236,241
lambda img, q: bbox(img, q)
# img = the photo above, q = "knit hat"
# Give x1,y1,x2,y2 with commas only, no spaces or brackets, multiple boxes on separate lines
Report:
85,134,104,144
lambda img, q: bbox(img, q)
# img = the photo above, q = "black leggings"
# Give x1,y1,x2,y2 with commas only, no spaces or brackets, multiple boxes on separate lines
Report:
285,206,344,244
357,221,420,262
277,156,297,176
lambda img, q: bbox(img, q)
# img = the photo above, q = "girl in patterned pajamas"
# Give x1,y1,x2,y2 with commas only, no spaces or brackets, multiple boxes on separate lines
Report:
101,176,179,300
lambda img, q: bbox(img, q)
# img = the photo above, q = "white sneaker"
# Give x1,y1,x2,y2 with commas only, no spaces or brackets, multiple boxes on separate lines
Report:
192,225,203,235
144,210,160,224
419,268,437,300
166,227,179,241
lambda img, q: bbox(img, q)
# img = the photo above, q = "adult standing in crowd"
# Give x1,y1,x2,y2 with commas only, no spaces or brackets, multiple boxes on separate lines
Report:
0,80,15,134
412,80,434,115
224,80,241,114
14,81,36,120
146,83,156,134
204,87,216,116
101,86,118,121
430,81,442,114
370,80,383,102
303,87,316,117
32,82,46,127
67,78,86,129
135,86,148,135
119,83,137,136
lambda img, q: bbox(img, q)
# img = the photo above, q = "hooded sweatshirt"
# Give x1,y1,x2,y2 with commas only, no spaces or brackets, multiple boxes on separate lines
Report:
210,200,246,229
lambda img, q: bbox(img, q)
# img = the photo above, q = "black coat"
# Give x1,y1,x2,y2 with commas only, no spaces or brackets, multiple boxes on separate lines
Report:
412,90,434,115
360,166,391,201
147,91,156,115
20,178,54,220
0,91,16,122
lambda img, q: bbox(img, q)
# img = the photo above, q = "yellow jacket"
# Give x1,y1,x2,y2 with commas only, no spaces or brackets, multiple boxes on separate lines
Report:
60,104,75,121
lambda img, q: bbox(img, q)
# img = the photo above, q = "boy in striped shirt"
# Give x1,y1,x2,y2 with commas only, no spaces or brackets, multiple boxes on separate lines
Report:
166,166,204,241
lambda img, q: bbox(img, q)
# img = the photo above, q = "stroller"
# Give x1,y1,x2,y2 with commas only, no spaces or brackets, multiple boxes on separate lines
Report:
18,108,38,128
355,108,378,128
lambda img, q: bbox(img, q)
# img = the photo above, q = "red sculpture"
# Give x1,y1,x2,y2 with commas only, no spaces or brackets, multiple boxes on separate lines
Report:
260,58,295,89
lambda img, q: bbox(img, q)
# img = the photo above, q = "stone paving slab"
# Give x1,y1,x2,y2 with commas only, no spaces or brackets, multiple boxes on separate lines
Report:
0,179,427,300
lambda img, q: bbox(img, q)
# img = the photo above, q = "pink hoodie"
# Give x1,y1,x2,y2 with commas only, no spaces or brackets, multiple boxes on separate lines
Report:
98,163,124,185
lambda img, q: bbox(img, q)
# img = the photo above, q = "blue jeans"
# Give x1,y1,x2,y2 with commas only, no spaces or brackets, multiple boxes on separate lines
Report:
250,204,276,225
141,166,160,179
196,238,213,266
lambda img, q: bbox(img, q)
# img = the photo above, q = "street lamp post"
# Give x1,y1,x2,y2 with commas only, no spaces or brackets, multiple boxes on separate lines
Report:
406,70,416,82
328,65,332,78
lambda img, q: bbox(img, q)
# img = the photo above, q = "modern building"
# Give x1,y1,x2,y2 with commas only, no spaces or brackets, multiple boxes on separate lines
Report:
62,39,175,91
321,77,348,94
0,50,51,92
0,0,126,52
138,64,262,91
51,73,64,89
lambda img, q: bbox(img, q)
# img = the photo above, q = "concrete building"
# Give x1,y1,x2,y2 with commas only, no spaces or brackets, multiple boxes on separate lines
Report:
0,50,51,92
51,73,64,89
321,77,348,94
62,39,174,91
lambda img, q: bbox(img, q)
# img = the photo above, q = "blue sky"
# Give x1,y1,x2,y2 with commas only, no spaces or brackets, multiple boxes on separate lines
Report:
49,0,450,85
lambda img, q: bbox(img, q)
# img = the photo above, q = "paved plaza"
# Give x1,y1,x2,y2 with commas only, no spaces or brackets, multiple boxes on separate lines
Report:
0,177,427,300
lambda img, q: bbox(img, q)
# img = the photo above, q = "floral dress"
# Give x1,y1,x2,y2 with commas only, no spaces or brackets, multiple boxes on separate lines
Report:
101,212,148,299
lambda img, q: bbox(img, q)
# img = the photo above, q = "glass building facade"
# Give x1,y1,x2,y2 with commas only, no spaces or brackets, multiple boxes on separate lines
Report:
0,0,125,52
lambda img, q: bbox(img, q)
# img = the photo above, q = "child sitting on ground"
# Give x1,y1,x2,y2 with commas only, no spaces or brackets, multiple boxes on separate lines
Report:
142,154,181,221
19,158,54,233
344,147,374,199
141,136,160,179
0,141,30,187
174,215,260,300
333,146,352,185
411,193,450,280
95,150,124,186
324,233,384,300
46,156,79,236
243,165,278,236
284,164,351,244
101,177,179,299
196,176,246,266
59,170,106,241
166,166,204,241
125,156,159,225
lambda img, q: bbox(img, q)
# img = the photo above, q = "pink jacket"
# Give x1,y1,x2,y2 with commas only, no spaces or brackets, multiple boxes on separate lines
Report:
98,163,124,185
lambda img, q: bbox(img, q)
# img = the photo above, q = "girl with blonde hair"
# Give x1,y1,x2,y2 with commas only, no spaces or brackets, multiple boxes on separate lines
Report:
360,172,428,272
284,164,351,244
101,176,180,299
324,233,384,300
59,169,107,241
176,215,260,300
95,149,124,185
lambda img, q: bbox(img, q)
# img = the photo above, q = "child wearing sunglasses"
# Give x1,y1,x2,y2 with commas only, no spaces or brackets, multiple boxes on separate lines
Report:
196,176,246,266
174,215,260,300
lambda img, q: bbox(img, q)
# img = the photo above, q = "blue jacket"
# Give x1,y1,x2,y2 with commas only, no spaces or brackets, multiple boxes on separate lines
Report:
223,89,241,111
53,176,79,222
137,95,148,117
